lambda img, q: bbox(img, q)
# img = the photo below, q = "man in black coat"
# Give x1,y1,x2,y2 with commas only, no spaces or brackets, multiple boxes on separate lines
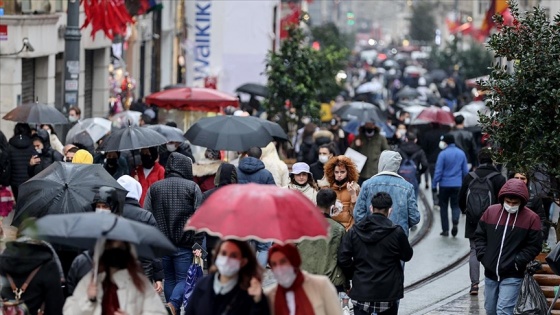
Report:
418,123,446,205
459,148,506,295
449,115,477,168
7,123,36,200
397,132,429,192
338,192,413,315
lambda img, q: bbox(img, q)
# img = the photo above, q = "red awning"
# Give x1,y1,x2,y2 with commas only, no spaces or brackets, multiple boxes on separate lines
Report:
145,87,239,113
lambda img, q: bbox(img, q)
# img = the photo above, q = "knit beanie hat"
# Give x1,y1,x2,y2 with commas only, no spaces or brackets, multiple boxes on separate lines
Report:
72,149,93,164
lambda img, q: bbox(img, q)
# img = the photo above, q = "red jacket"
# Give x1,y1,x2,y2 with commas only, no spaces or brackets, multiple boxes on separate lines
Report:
132,162,165,206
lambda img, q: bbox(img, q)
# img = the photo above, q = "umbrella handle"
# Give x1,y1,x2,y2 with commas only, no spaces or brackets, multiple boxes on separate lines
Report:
102,217,118,236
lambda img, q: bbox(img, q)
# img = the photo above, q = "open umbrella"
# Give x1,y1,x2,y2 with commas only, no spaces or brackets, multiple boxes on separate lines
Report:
145,124,185,143
333,102,386,124
412,106,455,126
235,83,269,97
460,101,489,115
246,117,289,142
97,124,168,152
395,86,421,99
110,110,142,128
454,111,480,127
185,184,329,244
23,212,175,259
12,162,127,226
185,116,274,151
2,102,68,125
65,117,112,144
145,87,239,113
428,69,448,83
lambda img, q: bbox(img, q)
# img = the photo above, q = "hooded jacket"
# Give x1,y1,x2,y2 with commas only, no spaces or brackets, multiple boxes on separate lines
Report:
8,132,36,190
144,152,203,248
396,141,429,181
27,129,64,177
236,157,276,185
338,213,413,302
474,179,542,281
202,163,238,203
0,241,64,315
192,160,222,193
261,142,290,187
354,151,420,235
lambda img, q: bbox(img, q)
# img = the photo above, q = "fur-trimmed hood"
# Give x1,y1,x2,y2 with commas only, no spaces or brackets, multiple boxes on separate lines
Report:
313,129,334,143
193,160,223,177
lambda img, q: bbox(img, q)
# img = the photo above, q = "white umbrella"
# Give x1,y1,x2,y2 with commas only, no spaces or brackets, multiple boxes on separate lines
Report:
110,110,142,128
460,102,489,115
65,117,112,144
454,111,480,127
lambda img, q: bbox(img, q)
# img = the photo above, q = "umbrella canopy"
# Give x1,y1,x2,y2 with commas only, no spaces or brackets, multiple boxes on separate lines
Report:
110,110,142,128
355,82,382,94
428,69,448,83
460,101,489,115
13,162,127,226
65,117,112,144
2,102,67,125
454,111,480,127
97,125,168,152
145,124,185,143
145,87,239,112
412,106,455,126
185,116,274,151
23,213,175,259
185,184,329,244
246,117,289,142
235,83,269,97
333,102,386,124
395,86,421,99
67,130,95,152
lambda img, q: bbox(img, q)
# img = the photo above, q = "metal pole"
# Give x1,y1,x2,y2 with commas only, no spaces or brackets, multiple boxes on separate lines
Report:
139,40,145,98
62,0,81,139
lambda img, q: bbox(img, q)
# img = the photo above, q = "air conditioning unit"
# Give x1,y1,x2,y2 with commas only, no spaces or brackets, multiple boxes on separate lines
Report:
20,0,53,14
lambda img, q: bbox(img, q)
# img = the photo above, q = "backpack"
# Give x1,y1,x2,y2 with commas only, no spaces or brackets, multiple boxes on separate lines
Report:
0,146,11,187
465,171,500,225
1,266,44,315
398,151,420,189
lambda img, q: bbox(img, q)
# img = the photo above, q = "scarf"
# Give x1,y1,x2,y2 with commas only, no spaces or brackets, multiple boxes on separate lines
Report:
101,279,120,315
274,270,314,315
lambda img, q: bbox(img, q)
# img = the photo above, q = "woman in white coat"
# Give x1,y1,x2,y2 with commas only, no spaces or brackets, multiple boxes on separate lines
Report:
285,162,318,204
63,240,167,315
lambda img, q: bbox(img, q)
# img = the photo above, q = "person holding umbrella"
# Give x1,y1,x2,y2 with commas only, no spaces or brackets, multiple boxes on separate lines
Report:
184,239,269,315
132,147,165,207
63,239,167,315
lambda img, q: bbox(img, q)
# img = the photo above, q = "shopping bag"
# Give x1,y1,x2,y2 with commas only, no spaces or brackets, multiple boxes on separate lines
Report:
0,186,14,217
182,256,204,309
546,241,560,275
514,262,548,315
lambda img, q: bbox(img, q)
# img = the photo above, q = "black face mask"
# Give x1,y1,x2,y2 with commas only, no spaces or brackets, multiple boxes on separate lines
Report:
334,178,348,186
364,128,374,133
106,158,118,168
141,154,155,169
101,248,130,270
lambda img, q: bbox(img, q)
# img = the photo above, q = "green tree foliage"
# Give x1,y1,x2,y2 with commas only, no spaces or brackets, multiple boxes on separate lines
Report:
310,22,354,51
409,2,437,43
480,1,560,205
430,39,494,78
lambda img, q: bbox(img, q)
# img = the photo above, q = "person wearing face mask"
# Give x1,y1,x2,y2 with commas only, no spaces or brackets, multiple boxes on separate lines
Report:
338,192,413,315
285,163,318,204
192,149,223,193
474,179,542,315
63,240,167,315
433,134,469,237
131,147,165,206
68,106,81,124
28,129,64,177
103,151,129,180
159,141,196,169
265,243,342,315
351,121,389,185
184,239,269,315
324,156,360,230
309,144,335,187
40,124,64,155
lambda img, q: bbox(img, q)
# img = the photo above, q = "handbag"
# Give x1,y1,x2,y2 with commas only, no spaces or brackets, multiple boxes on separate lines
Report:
1,266,45,315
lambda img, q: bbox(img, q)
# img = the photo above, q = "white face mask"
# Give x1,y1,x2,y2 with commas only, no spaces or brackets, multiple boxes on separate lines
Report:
45,129,51,135
215,255,241,277
68,116,78,123
166,144,177,152
439,141,447,150
404,118,411,124
272,265,297,288
318,155,329,164
504,203,519,214
95,208,111,214
35,148,42,154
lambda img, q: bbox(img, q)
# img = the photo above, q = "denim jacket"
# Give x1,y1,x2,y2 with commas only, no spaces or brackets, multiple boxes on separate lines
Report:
353,151,420,236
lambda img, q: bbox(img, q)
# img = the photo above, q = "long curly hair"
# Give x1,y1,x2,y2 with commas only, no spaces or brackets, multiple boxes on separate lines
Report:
324,155,359,185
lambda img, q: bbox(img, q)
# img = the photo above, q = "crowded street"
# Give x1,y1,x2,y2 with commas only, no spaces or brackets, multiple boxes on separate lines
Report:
2,0,560,314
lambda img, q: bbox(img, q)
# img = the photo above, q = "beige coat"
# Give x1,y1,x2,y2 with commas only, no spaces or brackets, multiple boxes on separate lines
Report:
265,271,342,315
63,270,167,315
286,183,317,204
261,142,290,187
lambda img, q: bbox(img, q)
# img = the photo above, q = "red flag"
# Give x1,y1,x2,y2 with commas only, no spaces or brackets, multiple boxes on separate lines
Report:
480,0,509,37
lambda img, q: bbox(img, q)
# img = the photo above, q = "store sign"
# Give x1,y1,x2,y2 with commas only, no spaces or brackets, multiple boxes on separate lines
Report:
193,1,211,82
0,25,7,41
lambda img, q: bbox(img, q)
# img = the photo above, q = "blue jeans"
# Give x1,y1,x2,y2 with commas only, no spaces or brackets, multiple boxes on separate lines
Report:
484,277,523,315
438,187,460,232
250,241,271,267
163,247,193,310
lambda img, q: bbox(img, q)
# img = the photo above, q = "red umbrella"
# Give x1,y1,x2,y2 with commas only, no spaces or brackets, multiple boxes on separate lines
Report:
145,87,239,113
185,184,329,244
412,106,455,126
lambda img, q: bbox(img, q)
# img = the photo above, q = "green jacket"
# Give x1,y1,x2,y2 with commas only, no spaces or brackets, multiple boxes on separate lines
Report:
297,217,347,287
352,133,389,178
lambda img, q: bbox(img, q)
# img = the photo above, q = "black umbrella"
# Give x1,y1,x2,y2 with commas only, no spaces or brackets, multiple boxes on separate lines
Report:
235,83,269,97
247,117,289,142
428,69,448,83
13,162,127,226
395,86,421,99
145,124,185,143
97,125,168,152
2,102,68,125
185,116,273,151
23,212,176,259
333,102,386,124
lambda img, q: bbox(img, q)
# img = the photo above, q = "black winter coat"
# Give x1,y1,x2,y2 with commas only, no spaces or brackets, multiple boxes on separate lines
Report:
144,152,203,248
159,144,195,168
184,273,269,315
397,142,429,181
0,242,64,315
449,128,477,165
27,130,64,177
7,134,35,189
459,164,506,238
66,250,93,296
309,161,325,182
419,128,445,164
338,213,413,302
